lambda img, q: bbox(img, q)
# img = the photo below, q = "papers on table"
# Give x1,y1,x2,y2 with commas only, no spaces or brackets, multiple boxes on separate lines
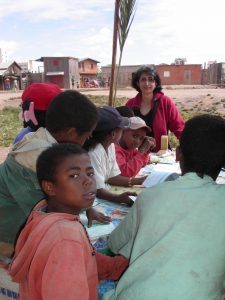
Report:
142,154,181,188
142,169,179,188
150,150,176,165
217,169,225,184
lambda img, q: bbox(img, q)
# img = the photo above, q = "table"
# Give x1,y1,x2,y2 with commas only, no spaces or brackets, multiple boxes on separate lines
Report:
1,157,224,300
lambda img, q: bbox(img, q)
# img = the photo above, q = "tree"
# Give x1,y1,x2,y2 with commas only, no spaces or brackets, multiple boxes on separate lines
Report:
108,0,137,106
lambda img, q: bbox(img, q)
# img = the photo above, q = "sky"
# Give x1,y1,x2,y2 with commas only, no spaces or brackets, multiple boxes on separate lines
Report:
0,0,224,67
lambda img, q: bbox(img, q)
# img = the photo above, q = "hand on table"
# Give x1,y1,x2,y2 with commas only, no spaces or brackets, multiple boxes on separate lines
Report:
116,191,137,207
86,207,111,228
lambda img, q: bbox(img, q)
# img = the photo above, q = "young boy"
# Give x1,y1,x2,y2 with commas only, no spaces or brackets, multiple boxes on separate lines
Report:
104,114,225,300
115,116,152,177
0,90,109,258
9,143,128,300
84,106,147,206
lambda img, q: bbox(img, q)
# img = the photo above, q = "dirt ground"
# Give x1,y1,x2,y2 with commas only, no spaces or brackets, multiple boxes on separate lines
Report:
0,85,224,163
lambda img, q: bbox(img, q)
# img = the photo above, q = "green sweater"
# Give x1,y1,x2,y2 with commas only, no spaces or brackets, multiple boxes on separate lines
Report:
0,154,44,245
0,128,56,250
104,173,225,300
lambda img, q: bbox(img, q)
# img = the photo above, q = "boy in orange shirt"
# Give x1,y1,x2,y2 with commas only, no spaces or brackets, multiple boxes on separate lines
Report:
9,144,128,300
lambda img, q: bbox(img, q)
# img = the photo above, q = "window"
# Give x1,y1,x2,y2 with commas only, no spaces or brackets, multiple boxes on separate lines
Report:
164,71,170,77
53,59,59,66
91,63,94,69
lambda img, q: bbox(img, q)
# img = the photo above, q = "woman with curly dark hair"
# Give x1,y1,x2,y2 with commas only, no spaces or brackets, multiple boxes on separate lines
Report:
125,66,184,152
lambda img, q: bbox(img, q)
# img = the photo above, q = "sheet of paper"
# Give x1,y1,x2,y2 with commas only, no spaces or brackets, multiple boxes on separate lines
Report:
143,169,179,188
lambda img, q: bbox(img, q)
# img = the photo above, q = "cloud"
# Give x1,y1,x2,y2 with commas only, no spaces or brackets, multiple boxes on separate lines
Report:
0,40,19,60
0,0,224,66
0,0,112,21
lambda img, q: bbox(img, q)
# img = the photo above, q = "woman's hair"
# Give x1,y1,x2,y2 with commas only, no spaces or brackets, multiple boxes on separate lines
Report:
116,106,134,117
131,66,162,93
36,143,88,186
180,114,225,179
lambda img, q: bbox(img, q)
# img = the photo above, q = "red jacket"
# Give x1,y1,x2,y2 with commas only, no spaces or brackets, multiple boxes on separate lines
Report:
9,200,128,300
125,92,184,152
115,143,149,177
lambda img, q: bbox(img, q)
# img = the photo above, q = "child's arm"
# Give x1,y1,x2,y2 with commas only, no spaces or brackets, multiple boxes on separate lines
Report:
97,188,136,206
86,207,111,227
116,147,149,177
107,174,147,186
96,252,129,281
138,136,156,153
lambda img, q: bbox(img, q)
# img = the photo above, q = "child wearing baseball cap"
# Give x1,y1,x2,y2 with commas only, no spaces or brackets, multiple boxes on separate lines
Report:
115,116,153,177
14,83,61,143
84,106,147,206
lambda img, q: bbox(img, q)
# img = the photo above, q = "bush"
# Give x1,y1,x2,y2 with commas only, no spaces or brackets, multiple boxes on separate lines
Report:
0,107,22,147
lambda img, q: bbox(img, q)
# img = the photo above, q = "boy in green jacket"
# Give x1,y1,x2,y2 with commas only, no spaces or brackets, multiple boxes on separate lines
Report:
0,90,110,258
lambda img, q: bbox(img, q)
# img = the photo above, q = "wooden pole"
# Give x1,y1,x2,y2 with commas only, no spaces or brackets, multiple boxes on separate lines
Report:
108,0,120,106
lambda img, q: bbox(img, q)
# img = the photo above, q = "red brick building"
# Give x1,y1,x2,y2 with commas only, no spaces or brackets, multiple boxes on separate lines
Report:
155,64,202,85
101,64,202,87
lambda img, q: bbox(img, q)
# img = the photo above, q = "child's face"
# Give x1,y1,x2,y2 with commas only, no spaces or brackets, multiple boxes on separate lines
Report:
121,128,147,150
46,153,96,215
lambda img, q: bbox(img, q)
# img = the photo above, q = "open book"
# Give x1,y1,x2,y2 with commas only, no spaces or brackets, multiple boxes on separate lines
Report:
142,162,180,188
143,169,179,187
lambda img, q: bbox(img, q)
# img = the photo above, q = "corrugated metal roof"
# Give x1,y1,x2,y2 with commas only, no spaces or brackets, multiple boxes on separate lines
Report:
0,61,14,70
0,70,6,76
79,58,100,63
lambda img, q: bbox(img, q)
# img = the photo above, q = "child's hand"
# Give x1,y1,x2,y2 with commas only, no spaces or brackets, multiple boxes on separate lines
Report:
116,192,137,207
86,207,111,227
139,137,156,153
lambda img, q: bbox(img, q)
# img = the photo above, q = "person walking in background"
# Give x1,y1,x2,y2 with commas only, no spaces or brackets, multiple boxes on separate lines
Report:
125,66,184,152
13,79,18,91
4,77,10,90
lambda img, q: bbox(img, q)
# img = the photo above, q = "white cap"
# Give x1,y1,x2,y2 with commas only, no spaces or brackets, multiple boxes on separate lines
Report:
129,117,151,133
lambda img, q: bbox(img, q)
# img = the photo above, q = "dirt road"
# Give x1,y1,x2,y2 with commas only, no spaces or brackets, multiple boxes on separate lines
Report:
0,86,225,111
0,86,224,163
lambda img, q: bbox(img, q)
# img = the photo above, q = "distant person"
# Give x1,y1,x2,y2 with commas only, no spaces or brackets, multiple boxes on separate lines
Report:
105,114,225,300
125,66,184,152
0,91,109,258
14,83,61,144
9,143,129,300
13,79,18,91
71,77,75,89
4,78,10,90
84,106,147,206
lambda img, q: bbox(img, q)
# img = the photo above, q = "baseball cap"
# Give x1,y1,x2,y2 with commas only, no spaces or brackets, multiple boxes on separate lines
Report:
95,106,130,132
129,116,151,133
22,83,61,110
